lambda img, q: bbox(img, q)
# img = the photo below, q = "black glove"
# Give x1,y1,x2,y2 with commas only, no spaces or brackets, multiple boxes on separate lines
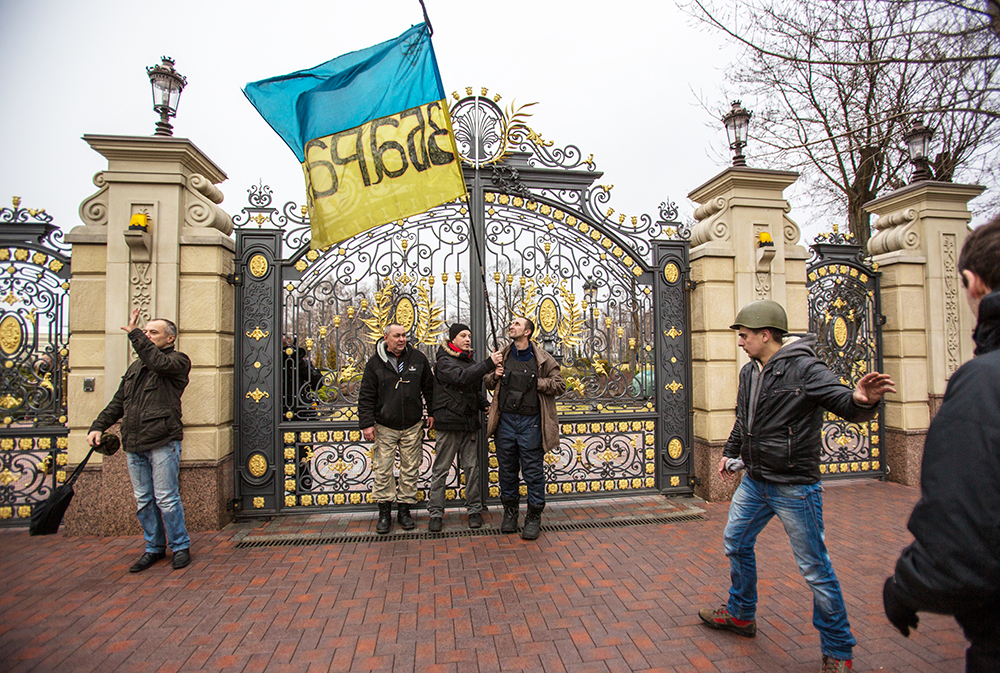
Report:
883,576,919,637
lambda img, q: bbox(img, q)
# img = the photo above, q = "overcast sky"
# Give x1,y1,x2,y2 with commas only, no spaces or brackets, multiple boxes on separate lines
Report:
1,0,833,242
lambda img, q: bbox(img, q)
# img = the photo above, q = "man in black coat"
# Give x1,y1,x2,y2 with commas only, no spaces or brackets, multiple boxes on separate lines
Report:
427,323,501,531
884,215,1000,673
358,323,434,534
87,308,192,573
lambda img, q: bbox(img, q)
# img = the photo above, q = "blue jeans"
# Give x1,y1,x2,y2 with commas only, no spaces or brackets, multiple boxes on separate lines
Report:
724,475,855,660
495,413,545,507
126,441,190,553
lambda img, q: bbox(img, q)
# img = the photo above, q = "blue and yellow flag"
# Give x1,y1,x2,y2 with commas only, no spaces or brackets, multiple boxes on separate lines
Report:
243,23,466,249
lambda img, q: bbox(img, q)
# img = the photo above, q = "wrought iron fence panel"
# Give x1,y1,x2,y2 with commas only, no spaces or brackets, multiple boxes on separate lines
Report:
0,198,71,527
233,90,693,516
806,230,886,479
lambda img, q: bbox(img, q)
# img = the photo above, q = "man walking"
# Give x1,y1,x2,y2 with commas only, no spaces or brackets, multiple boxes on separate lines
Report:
698,300,895,673
485,317,565,540
883,216,1000,673
427,324,502,531
358,323,434,534
87,308,192,572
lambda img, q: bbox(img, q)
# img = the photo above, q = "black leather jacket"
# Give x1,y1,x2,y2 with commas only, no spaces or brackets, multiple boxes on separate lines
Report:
90,329,191,453
723,334,878,484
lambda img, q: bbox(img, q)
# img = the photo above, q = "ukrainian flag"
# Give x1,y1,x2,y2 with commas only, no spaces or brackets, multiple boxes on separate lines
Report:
243,23,466,249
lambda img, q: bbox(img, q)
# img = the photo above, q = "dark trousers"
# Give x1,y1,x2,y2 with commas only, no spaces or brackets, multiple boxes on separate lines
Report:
495,413,545,507
956,602,1000,673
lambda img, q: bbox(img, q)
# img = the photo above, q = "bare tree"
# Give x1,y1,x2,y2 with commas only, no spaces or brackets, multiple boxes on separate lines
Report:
686,0,1000,243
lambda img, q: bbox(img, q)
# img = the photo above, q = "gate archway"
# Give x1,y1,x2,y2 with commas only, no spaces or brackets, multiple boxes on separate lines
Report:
232,91,692,516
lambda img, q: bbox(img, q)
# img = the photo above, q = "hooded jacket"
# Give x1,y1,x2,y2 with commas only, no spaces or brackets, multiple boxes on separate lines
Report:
890,289,1000,614
722,334,879,484
90,329,191,453
357,339,434,431
431,344,495,432
485,342,566,452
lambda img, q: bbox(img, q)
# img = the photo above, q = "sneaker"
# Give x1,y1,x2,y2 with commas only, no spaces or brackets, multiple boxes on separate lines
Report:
821,655,853,672
697,606,757,637
428,517,443,532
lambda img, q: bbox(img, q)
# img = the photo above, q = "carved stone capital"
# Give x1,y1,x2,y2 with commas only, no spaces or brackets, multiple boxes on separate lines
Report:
78,172,109,227
184,186,233,235
868,207,919,255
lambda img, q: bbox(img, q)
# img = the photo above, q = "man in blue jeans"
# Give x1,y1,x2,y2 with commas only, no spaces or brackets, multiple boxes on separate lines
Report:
485,317,565,540
88,308,192,573
699,300,895,673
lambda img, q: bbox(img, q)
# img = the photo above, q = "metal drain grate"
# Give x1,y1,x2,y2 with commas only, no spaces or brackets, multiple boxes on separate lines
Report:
234,510,705,549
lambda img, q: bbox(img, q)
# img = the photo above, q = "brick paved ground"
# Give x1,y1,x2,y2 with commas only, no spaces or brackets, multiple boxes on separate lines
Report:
0,480,966,672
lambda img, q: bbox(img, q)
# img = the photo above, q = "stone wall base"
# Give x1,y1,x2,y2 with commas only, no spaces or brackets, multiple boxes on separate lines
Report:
63,453,234,537
885,429,927,487
693,438,741,502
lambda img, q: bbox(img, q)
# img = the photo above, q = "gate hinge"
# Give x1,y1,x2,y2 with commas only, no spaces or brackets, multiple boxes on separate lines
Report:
690,476,702,486
227,498,242,512
227,272,243,286
684,278,697,291
879,314,887,325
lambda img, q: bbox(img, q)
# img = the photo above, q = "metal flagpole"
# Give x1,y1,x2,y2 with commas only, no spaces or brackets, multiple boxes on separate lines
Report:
466,91,499,350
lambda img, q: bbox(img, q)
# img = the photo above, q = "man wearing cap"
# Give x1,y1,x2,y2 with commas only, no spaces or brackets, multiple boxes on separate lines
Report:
698,300,895,673
87,308,192,573
427,324,502,531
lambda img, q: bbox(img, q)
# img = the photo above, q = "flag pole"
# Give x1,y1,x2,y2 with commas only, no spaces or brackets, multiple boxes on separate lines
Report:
468,91,499,351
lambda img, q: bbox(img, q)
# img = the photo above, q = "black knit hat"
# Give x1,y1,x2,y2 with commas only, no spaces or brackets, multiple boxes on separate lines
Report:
449,323,471,342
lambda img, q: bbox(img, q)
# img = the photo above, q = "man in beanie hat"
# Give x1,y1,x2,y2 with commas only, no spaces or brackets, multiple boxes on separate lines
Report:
427,324,502,531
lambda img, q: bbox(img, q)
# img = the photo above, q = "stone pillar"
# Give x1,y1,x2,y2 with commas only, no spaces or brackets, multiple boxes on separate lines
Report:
63,135,235,535
864,181,983,486
686,167,803,501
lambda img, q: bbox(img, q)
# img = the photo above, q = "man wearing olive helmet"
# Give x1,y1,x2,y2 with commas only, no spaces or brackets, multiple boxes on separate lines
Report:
698,299,896,673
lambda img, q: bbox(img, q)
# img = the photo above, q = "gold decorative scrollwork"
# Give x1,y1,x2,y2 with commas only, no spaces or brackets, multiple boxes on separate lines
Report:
246,388,269,403
833,316,848,347
253,497,264,508
538,296,558,334
394,296,415,332
666,380,683,394
248,453,267,477
248,254,269,277
246,326,269,341
663,263,679,284
668,438,683,459
666,326,683,339
0,314,22,354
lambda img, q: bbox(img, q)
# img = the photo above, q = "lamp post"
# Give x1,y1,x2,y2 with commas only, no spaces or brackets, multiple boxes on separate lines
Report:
903,117,935,183
146,56,187,137
722,100,752,167
583,276,598,364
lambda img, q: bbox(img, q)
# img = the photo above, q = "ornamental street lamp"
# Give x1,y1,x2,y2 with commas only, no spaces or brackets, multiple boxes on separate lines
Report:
146,56,187,137
903,117,935,183
583,277,599,346
722,100,752,167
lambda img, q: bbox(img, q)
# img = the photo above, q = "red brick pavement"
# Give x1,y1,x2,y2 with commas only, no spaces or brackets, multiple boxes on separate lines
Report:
0,480,966,672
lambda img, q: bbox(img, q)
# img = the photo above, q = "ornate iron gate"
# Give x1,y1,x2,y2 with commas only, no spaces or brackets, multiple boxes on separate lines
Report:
806,227,885,479
0,199,71,527
232,91,692,516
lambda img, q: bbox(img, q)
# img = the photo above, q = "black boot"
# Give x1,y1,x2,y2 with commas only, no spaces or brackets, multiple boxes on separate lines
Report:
520,503,544,540
500,498,520,534
397,503,415,530
376,502,392,534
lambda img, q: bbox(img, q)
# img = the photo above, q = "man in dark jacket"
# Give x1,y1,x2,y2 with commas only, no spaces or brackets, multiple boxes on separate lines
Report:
698,300,895,673
87,308,192,573
485,316,566,541
427,324,502,531
358,323,434,534
884,216,1000,673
